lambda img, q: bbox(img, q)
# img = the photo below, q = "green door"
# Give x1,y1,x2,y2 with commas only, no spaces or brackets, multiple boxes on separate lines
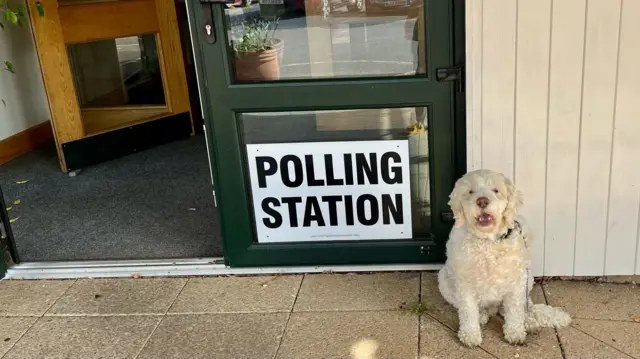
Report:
187,0,463,267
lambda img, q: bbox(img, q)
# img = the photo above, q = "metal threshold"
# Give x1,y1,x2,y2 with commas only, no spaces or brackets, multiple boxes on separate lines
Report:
4,258,443,279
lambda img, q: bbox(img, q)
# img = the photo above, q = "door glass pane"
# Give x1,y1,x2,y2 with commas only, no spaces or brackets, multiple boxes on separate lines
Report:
225,0,426,81
67,34,166,108
240,107,430,243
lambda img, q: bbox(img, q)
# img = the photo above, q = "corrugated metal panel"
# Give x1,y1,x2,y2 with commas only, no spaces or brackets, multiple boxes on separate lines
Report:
466,0,640,276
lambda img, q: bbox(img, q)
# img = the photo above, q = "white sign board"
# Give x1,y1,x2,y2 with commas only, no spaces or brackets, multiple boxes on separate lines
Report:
246,140,412,243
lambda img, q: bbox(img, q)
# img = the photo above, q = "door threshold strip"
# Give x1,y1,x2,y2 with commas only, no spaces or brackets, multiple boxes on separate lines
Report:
4,258,443,279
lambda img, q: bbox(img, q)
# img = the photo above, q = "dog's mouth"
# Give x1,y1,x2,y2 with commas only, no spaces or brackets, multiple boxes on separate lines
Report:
476,213,495,227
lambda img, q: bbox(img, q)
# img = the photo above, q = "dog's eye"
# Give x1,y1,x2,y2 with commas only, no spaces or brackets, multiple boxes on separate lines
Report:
493,189,499,194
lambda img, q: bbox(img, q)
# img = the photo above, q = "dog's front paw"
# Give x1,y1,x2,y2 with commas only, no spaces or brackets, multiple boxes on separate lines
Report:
458,326,482,347
503,325,527,345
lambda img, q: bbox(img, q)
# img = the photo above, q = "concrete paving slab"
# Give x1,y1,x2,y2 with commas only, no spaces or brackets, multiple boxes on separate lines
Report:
169,275,302,313
0,317,37,358
47,278,186,315
0,280,73,316
420,315,495,359
544,281,640,321
3,316,160,359
138,313,288,359
277,311,418,359
558,325,633,359
571,319,640,358
294,272,420,312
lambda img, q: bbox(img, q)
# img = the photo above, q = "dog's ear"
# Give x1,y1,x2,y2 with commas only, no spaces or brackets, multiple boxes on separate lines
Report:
448,178,467,228
503,176,523,229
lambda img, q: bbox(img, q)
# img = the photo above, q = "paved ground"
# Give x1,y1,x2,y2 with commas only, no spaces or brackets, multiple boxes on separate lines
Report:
0,273,638,359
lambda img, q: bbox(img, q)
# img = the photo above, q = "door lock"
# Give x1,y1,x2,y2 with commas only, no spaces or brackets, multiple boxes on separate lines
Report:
201,3,216,44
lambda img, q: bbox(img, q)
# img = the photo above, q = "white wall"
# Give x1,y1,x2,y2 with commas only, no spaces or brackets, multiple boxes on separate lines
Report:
0,0,50,141
466,0,640,276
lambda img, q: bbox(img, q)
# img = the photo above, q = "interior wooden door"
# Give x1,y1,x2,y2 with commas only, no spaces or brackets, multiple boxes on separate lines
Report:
28,0,192,172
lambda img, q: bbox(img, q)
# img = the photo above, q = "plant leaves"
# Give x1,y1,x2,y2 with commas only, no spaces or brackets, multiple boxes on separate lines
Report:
9,217,19,223
15,180,29,184
4,61,14,73
3,9,18,25
13,199,21,205
16,5,27,17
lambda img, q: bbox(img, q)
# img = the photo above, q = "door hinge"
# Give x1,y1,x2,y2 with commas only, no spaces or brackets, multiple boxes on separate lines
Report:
440,211,455,223
436,65,464,92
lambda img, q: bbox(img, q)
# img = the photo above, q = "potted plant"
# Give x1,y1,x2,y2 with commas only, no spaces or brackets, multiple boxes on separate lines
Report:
231,18,283,81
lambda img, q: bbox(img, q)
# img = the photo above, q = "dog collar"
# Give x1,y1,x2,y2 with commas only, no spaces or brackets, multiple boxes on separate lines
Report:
498,220,521,241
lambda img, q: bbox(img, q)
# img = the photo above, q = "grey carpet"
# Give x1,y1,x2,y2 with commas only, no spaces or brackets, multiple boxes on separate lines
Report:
0,135,222,262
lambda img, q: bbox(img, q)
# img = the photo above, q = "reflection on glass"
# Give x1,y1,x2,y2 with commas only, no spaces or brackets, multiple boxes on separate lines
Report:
67,34,166,108
240,107,430,238
225,0,426,81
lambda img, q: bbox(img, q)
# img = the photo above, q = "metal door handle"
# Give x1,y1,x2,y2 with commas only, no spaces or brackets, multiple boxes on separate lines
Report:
200,2,216,44
199,0,237,44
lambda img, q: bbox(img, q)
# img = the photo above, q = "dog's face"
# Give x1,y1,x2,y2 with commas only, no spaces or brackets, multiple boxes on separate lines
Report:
448,169,523,235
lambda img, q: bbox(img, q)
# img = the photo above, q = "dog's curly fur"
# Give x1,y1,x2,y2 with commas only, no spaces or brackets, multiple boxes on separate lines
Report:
438,169,571,347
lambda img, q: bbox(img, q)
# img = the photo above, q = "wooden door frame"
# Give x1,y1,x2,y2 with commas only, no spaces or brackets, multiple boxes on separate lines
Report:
28,0,192,172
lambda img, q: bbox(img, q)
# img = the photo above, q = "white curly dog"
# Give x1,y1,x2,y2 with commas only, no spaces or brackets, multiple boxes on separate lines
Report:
438,169,571,347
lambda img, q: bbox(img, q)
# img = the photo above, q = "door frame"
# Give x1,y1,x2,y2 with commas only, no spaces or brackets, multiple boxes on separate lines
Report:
187,0,466,267
28,0,193,172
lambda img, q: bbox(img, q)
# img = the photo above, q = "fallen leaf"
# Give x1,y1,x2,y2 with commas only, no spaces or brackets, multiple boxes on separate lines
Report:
9,217,19,223
631,314,640,323
13,199,21,205
6,206,12,211
132,274,141,279
15,180,29,184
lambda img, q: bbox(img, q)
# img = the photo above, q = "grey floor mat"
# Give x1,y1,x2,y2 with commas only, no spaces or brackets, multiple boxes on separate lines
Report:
0,135,223,262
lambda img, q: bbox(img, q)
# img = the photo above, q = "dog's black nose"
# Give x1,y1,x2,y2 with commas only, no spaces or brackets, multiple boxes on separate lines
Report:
476,197,489,209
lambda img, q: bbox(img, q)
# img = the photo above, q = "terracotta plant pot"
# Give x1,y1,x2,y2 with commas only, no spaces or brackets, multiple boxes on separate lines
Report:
234,39,283,81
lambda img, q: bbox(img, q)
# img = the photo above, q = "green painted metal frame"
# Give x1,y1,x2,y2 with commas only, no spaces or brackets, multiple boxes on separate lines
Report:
186,0,465,267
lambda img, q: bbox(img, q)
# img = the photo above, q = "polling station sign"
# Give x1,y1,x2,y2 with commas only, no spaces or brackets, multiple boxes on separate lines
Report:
246,140,412,243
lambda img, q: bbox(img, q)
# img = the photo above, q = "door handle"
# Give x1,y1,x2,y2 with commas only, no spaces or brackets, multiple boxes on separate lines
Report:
200,2,216,44
199,0,238,44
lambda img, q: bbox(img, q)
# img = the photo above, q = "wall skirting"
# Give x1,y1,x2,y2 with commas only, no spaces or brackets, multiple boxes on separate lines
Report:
0,121,53,165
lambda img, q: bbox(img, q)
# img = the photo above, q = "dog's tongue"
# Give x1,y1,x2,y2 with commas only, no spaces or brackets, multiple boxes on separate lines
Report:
477,213,494,226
